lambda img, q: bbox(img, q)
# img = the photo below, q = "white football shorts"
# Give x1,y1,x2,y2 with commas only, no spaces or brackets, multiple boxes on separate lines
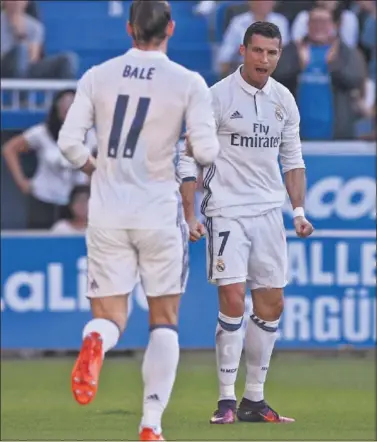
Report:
205,208,288,290
86,224,189,298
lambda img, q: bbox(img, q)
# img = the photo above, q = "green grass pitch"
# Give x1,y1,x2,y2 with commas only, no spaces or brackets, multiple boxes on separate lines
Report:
1,352,375,441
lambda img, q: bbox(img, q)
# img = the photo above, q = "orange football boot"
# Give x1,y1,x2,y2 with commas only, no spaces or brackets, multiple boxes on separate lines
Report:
71,332,103,405
139,428,165,441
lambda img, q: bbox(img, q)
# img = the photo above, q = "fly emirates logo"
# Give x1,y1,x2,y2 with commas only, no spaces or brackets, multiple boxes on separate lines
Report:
230,124,281,149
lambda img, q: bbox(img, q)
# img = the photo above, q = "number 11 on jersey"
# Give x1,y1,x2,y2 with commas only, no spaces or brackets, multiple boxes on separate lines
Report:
107,94,151,159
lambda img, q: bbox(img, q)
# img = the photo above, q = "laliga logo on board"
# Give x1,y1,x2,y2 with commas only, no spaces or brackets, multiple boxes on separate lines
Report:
0,257,149,316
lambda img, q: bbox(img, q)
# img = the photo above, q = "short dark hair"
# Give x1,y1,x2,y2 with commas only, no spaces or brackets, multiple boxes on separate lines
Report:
243,21,282,47
129,0,171,44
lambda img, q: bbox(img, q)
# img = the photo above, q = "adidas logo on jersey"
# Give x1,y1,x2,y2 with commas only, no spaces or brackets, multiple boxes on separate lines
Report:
230,111,243,119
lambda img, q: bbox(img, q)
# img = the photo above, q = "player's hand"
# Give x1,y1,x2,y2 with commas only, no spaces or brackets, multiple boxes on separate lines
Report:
326,38,339,65
80,156,96,177
17,178,31,195
297,41,310,69
187,217,205,242
294,216,314,238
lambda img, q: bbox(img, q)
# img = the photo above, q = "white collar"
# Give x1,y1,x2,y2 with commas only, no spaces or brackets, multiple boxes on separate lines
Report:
234,65,272,96
126,48,168,59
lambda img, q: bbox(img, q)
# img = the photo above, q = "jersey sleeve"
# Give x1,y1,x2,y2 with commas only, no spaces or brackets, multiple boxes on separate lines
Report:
58,68,95,169
279,92,305,173
211,87,223,130
185,73,220,166
177,139,200,182
23,124,45,150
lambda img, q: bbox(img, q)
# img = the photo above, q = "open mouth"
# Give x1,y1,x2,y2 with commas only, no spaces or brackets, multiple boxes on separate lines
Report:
256,68,268,74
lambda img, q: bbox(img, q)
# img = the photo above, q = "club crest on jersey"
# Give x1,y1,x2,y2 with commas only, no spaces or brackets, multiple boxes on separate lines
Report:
216,258,226,272
275,107,284,121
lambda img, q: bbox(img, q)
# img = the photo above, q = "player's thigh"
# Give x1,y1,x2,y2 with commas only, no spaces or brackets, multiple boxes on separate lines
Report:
132,224,189,298
205,217,250,284
247,208,288,290
86,226,138,298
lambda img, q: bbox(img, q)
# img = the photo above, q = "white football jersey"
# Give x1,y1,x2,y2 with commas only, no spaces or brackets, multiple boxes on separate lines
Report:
179,66,305,218
58,48,219,229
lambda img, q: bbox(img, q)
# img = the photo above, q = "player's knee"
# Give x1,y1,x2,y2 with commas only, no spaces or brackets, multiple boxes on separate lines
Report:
218,283,245,318
148,294,180,326
252,288,284,321
90,296,128,333
265,297,284,320
275,297,284,315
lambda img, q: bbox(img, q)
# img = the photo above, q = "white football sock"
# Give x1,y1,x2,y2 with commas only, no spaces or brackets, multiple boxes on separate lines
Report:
82,318,120,356
243,313,279,402
216,312,244,402
140,326,179,434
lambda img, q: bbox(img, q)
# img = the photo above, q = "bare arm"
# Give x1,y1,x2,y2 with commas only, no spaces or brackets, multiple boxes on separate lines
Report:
28,41,41,63
177,139,205,240
280,92,313,237
284,168,306,210
2,135,31,193
28,16,44,62
180,178,197,221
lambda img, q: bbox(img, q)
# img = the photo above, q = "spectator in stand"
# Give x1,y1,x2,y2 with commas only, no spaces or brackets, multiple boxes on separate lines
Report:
219,1,314,38
354,94,376,140
273,5,366,140
51,185,90,234
25,0,39,20
274,0,316,25
1,0,78,79
217,0,290,78
2,89,96,230
193,1,218,16
360,1,376,81
348,1,376,139
291,0,359,47
352,0,375,39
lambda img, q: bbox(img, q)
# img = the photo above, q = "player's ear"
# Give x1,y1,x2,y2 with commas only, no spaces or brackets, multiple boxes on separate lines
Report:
239,44,246,57
126,21,133,37
277,46,283,60
167,20,175,38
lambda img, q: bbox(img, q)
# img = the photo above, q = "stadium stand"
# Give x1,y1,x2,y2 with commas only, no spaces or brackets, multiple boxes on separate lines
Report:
1,0,218,132
39,0,216,86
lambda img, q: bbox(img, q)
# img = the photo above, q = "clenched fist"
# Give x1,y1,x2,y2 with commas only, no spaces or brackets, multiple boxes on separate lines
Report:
187,217,205,242
294,216,314,238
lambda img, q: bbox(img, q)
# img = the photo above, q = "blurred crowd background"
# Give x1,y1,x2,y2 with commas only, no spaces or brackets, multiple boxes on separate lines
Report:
1,0,376,233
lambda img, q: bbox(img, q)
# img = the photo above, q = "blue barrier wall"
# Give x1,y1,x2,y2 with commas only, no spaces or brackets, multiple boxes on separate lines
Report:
1,145,376,349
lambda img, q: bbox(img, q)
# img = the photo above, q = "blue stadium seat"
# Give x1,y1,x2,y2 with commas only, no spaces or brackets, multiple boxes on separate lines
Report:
37,0,214,79
2,1,218,130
